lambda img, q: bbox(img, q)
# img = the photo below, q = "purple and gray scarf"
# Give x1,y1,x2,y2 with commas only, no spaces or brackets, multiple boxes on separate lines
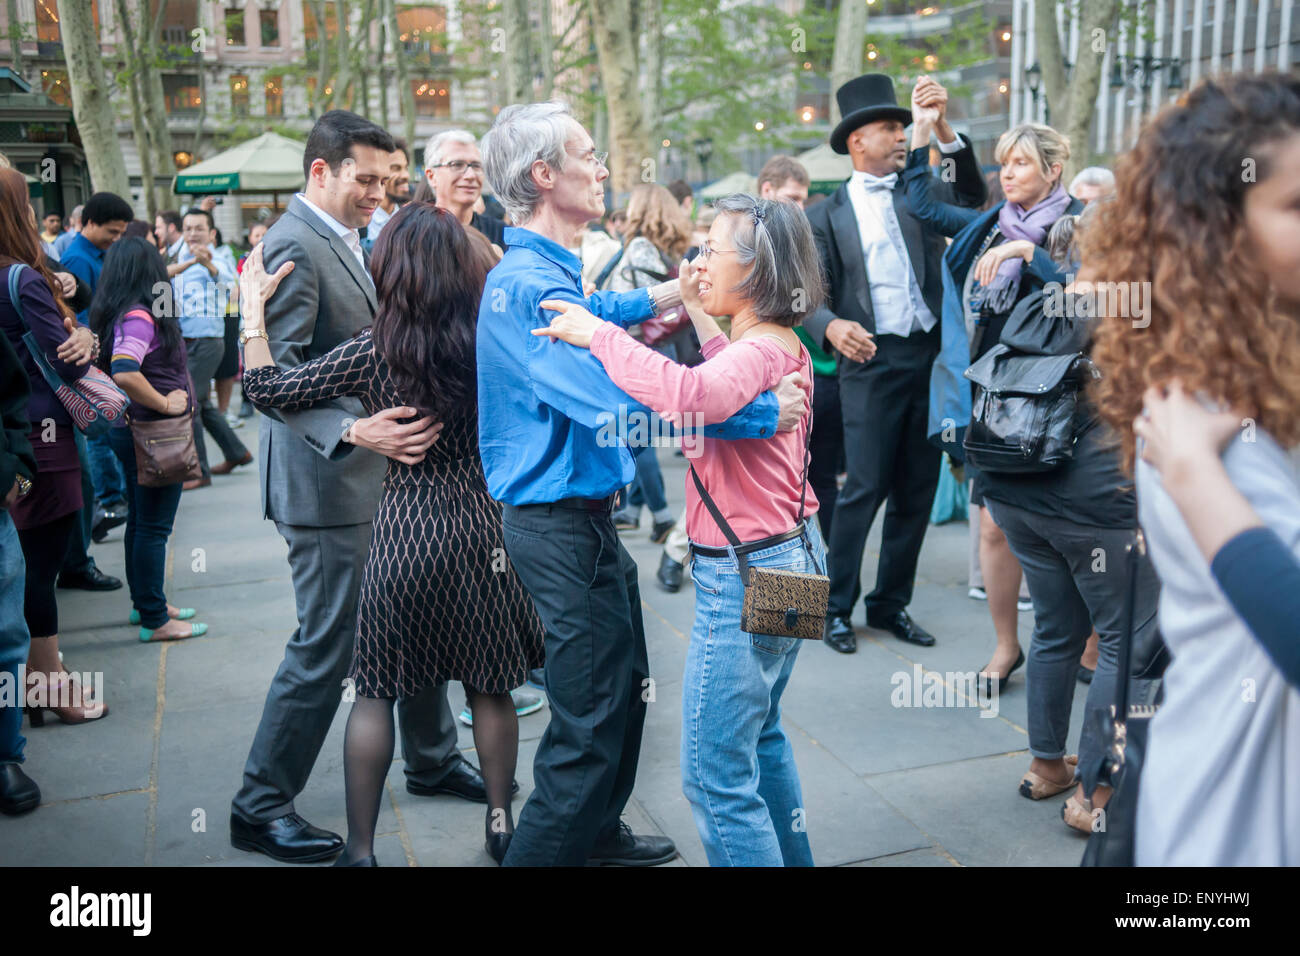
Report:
975,182,1072,314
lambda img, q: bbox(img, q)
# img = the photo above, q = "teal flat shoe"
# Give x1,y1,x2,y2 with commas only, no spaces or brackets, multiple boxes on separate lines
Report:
129,608,196,625
139,622,208,643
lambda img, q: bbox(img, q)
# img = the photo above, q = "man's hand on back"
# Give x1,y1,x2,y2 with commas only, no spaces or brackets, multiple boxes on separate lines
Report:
345,406,444,465
774,372,810,432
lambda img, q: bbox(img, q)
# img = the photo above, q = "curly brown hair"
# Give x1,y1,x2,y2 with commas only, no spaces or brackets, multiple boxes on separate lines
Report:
1084,72,1300,471
624,183,692,260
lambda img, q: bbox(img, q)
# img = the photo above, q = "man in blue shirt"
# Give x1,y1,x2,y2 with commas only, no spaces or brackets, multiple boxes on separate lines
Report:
478,102,806,867
171,208,250,487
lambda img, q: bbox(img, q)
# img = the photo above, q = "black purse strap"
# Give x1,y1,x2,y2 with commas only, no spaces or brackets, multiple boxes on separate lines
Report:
689,370,815,575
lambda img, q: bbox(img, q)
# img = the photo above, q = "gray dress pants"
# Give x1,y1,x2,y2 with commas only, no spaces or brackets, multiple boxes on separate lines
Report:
185,336,249,478
232,520,459,824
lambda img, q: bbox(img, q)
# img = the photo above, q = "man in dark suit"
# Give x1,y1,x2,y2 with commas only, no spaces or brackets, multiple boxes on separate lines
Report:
229,111,486,863
804,75,986,654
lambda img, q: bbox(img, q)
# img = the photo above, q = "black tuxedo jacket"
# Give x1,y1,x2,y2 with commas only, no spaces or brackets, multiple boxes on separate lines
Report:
804,135,987,352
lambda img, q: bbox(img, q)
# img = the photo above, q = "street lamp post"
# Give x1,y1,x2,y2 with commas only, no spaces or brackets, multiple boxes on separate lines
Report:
694,138,713,186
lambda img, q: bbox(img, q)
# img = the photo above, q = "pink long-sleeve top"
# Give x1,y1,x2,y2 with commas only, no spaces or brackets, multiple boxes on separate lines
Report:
589,322,818,548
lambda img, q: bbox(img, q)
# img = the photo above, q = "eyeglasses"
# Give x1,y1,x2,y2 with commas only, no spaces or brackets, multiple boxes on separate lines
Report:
697,243,738,264
429,160,483,176
566,147,609,168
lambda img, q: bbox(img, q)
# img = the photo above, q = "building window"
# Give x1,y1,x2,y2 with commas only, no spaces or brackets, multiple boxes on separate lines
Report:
412,80,450,117
397,6,448,58
164,74,203,114
260,9,280,47
231,74,250,115
39,69,71,107
34,0,101,50
225,6,246,46
159,0,200,50
264,75,283,116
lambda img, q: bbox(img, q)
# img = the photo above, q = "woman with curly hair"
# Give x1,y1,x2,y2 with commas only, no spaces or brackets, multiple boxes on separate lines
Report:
1086,71,1300,866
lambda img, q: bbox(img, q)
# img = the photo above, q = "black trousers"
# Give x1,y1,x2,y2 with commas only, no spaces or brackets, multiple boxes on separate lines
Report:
500,501,649,866
827,329,941,619
808,372,843,542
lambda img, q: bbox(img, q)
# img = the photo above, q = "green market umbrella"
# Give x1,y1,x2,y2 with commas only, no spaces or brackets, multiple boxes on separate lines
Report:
173,131,306,202
796,143,853,196
698,171,758,201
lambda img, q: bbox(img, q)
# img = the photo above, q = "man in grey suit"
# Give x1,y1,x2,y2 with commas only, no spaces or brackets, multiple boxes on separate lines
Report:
229,111,488,863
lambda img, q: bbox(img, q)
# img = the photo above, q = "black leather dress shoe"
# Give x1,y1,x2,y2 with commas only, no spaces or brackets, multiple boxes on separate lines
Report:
0,763,40,815
485,831,513,865
587,822,677,866
92,509,128,543
229,812,343,863
405,756,519,803
867,610,936,646
656,552,684,593
57,566,123,591
823,616,857,654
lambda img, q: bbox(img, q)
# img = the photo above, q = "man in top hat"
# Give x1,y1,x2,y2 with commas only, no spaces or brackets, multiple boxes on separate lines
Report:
804,74,986,654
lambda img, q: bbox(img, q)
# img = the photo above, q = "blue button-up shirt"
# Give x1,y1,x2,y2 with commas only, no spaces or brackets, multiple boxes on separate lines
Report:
58,232,104,323
172,243,237,339
478,226,778,506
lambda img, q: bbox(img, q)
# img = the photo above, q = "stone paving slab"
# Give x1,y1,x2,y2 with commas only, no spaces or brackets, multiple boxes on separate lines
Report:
3,422,1086,867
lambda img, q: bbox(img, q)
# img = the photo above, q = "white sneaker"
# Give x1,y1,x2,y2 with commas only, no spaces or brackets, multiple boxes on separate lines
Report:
968,587,987,601
1018,599,1033,612
226,412,243,429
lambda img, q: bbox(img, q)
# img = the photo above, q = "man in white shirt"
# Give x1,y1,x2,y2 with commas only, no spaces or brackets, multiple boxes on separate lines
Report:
364,137,411,247
804,75,988,653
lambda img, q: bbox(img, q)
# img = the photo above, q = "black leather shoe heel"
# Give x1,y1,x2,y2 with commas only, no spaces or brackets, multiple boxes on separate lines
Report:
485,831,513,864
823,616,857,654
0,763,40,815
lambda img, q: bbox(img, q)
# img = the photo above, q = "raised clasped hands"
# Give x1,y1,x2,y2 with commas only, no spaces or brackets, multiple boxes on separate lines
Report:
911,75,948,128
533,299,602,350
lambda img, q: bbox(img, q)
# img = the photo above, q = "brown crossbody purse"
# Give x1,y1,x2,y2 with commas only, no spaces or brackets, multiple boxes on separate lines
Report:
130,409,201,488
688,413,828,640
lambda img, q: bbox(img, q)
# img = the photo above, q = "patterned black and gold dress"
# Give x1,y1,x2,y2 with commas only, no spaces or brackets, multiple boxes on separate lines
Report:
242,329,545,697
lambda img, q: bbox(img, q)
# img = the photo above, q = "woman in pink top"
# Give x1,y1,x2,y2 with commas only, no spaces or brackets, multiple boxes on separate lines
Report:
535,193,825,865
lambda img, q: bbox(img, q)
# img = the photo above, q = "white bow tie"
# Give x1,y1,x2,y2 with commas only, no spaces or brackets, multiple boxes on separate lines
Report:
857,172,898,192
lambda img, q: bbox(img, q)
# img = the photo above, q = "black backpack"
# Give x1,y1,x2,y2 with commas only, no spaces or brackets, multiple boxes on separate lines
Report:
961,290,1099,474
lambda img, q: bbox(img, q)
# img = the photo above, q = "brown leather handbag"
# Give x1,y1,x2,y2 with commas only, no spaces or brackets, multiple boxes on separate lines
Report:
129,410,201,488
688,419,828,640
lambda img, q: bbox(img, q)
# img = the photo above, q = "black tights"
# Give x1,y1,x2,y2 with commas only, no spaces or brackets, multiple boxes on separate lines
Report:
340,685,518,863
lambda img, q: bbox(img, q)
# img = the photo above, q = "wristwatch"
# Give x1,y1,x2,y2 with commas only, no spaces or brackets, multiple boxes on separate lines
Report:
340,417,358,445
239,328,269,346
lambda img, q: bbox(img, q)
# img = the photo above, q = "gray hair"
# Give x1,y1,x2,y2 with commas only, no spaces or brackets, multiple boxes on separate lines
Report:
423,129,478,172
711,193,825,326
1069,165,1115,194
480,102,574,224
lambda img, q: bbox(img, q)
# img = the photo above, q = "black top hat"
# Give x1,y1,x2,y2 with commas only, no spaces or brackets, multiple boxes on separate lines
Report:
830,74,913,155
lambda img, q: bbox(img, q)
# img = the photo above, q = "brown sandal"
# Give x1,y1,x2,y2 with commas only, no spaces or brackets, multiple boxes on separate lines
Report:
1062,795,1095,833
1018,754,1078,800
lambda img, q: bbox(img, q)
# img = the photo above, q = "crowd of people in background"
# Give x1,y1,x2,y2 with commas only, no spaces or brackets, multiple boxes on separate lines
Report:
1,67,1296,869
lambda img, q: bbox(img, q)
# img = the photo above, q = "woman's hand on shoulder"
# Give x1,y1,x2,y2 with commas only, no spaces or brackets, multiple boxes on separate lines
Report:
1135,380,1244,482
238,242,294,326
533,299,602,350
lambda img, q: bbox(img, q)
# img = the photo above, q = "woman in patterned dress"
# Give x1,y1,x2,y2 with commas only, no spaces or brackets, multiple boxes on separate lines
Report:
239,203,545,866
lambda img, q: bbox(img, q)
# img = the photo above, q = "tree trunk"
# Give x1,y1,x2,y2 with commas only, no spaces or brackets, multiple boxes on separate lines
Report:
56,0,131,196
537,0,554,100
6,0,25,78
334,0,353,110
142,0,175,189
377,17,390,127
829,0,868,125
589,0,648,200
640,0,661,136
385,0,416,159
502,0,533,104
1033,0,1121,176
113,0,157,216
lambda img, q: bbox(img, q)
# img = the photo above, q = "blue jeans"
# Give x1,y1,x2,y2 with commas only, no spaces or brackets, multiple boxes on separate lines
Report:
626,442,668,514
681,520,825,866
87,431,126,508
109,427,184,628
0,511,31,763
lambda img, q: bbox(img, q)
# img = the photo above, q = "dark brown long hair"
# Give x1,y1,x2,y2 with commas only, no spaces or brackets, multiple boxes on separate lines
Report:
0,167,71,320
369,201,486,418
1083,72,1300,471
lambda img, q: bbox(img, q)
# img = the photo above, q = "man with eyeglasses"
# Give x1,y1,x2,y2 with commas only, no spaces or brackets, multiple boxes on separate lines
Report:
478,102,809,867
422,130,508,250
